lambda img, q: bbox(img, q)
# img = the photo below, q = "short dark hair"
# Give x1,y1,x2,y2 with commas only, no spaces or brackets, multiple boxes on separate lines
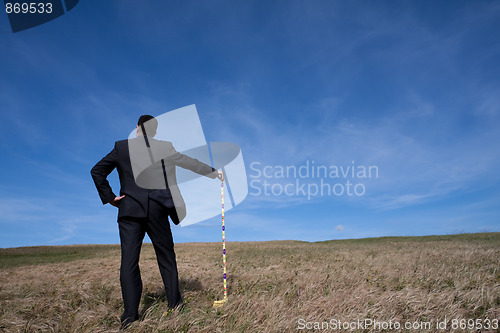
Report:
137,115,158,136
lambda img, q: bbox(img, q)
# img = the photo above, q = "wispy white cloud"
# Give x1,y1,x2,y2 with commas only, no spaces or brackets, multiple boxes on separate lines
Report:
201,82,500,210
0,192,117,247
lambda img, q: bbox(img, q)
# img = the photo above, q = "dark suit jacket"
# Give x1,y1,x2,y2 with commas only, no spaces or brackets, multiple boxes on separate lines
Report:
91,137,217,224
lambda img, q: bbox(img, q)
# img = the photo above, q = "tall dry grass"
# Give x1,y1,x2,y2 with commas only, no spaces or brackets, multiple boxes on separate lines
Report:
0,233,499,332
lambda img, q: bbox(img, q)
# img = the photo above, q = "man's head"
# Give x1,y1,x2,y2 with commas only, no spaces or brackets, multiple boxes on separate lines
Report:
137,115,158,137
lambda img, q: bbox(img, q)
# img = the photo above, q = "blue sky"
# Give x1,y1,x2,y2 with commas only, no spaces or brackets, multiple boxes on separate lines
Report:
1,1,499,248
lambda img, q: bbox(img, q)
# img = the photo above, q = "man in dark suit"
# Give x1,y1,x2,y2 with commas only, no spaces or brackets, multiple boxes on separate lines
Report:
91,115,223,328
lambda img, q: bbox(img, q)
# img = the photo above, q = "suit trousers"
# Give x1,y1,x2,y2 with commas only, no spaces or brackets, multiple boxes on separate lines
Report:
118,199,182,323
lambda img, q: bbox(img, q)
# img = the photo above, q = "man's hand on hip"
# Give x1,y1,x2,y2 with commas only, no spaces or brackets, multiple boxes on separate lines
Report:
109,195,125,207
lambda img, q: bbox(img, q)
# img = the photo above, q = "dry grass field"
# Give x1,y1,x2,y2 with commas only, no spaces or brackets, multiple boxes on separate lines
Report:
0,233,499,332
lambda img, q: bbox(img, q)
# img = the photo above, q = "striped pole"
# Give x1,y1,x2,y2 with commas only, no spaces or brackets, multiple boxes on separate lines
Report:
213,180,227,307
222,180,227,299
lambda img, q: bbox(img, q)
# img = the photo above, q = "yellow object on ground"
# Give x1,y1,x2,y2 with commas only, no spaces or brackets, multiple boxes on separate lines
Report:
213,297,227,308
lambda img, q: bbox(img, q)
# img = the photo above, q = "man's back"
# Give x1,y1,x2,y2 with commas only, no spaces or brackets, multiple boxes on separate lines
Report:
91,137,217,223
